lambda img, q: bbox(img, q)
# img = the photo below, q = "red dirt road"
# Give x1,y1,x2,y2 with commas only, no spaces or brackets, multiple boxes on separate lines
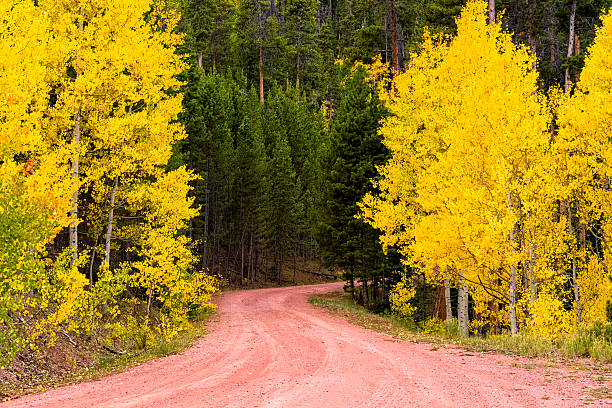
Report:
3,283,610,407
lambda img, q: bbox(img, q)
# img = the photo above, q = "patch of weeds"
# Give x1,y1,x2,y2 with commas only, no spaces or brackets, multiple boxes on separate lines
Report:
511,362,536,370
588,386,612,400
309,292,420,340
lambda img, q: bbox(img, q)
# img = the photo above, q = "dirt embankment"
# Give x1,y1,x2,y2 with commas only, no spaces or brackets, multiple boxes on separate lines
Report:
3,282,610,407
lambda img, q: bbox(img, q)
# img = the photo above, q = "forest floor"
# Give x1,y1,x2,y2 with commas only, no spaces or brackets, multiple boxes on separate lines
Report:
2,282,611,408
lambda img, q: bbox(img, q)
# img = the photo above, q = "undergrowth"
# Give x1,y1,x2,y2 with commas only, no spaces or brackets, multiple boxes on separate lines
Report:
0,308,215,401
309,291,612,364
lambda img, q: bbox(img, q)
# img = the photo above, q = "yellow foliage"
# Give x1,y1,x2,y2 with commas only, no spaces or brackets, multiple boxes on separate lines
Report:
578,258,612,326
556,9,612,325
389,275,417,318
0,0,218,363
362,2,612,336
361,1,553,333
529,291,572,341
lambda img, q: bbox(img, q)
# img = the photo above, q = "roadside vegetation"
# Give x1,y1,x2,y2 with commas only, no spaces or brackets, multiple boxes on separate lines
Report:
0,308,215,402
310,291,612,364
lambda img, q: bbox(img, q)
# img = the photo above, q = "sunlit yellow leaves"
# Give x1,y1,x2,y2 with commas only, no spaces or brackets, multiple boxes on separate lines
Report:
529,291,572,340
555,10,612,326
360,1,580,335
0,0,218,363
364,3,612,336
389,274,417,318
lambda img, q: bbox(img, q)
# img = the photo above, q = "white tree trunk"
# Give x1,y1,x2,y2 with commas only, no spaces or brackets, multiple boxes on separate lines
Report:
488,0,495,24
508,190,518,335
69,106,81,263
567,206,583,325
458,270,469,337
564,0,577,93
70,9,85,264
444,277,452,321
529,224,537,304
104,176,118,266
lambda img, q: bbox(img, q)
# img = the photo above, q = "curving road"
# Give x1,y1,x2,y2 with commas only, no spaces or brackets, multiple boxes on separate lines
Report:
3,282,610,407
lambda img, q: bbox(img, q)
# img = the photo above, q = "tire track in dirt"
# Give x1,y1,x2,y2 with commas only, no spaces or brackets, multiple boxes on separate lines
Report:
2,282,610,408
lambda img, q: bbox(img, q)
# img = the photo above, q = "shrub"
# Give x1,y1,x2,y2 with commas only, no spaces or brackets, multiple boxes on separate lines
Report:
389,275,417,318
529,291,572,341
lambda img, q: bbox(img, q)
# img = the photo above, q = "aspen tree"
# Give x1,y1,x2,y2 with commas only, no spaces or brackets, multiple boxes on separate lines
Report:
361,1,551,335
3,0,218,351
556,9,612,326
0,0,81,361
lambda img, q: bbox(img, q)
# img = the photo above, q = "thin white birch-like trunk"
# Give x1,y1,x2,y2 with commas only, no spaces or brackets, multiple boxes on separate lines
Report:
529,224,538,304
70,10,85,264
390,0,399,72
104,176,118,266
567,206,583,325
444,276,452,321
458,270,469,337
564,0,577,93
70,107,81,263
488,0,495,24
508,190,518,335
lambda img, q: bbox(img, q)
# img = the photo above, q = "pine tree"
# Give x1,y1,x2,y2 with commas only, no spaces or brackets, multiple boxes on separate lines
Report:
318,66,391,304
285,0,321,94
179,67,238,272
268,135,297,285
181,0,233,70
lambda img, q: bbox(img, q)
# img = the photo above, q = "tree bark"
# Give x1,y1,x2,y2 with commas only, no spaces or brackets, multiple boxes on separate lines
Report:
573,33,581,83
509,263,518,335
458,270,469,337
567,205,583,324
434,285,445,319
259,44,264,104
277,250,283,286
293,242,297,285
70,10,85,265
70,106,81,264
241,231,245,285
390,0,399,73
528,0,537,69
296,49,300,92
104,176,118,266
529,225,538,304
444,277,452,321
508,190,518,335
203,163,210,272
488,0,495,24
564,0,577,93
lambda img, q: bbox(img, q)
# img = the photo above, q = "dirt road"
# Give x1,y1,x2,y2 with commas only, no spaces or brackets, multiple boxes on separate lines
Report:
3,283,610,407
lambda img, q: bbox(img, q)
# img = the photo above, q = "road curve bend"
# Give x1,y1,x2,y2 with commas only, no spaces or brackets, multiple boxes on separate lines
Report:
3,282,609,408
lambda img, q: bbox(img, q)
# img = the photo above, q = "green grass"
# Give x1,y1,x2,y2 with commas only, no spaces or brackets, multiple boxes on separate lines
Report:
309,291,612,365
